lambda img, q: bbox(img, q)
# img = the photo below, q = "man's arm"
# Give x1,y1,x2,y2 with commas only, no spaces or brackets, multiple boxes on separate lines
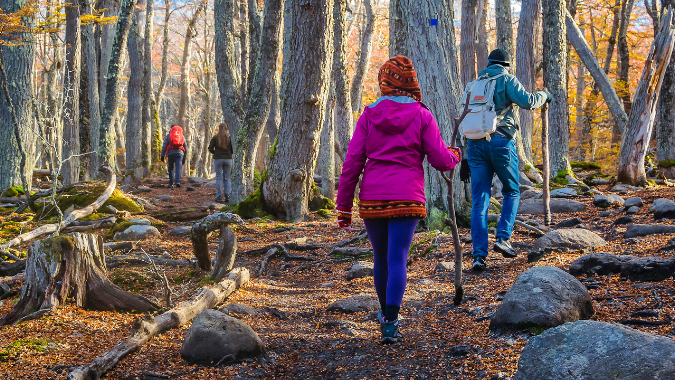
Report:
505,76,547,110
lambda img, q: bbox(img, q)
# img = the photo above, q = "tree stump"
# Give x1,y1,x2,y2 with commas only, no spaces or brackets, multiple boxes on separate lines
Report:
190,212,243,272
0,233,159,326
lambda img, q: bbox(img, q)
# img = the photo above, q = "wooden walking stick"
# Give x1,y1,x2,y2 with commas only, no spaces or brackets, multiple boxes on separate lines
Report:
541,103,552,226
441,93,471,306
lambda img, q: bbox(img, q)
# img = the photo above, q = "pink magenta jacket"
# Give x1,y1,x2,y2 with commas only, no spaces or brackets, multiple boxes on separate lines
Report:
336,98,460,210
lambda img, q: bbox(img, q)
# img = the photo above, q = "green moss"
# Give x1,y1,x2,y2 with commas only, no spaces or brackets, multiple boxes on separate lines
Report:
322,197,336,210
308,185,324,211
0,338,53,360
81,213,104,221
40,236,74,264
427,207,448,232
317,209,331,218
658,159,675,168
488,221,498,228
33,184,143,220
105,221,137,239
1,186,24,197
524,164,533,172
0,221,22,242
234,188,265,219
269,136,279,159
553,170,570,185
570,161,602,171
197,276,217,287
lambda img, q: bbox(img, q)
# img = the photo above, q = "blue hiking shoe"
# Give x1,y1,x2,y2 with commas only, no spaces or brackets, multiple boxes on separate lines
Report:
381,319,402,344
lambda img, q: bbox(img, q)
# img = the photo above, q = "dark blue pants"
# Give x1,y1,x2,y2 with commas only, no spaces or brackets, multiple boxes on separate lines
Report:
167,153,183,186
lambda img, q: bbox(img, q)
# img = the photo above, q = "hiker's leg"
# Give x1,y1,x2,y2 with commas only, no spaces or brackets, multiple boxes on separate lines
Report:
467,139,494,259
385,217,418,321
490,135,520,241
223,159,233,198
364,218,389,313
214,159,224,199
167,156,176,186
175,155,183,185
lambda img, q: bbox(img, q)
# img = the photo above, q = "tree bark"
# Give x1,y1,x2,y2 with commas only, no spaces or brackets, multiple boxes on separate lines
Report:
618,10,675,185
495,0,514,59
516,0,541,161
62,0,82,185
333,0,354,162
320,87,336,199
177,4,205,129
126,0,146,179
542,0,571,177
617,0,636,127
230,0,284,204
262,0,335,222
141,0,154,177
84,0,102,179
460,0,477,86
657,0,675,164
210,226,238,282
350,0,375,113
99,0,137,169
475,0,489,70
389,0,468,222
151,0,172,164
0,233,159,326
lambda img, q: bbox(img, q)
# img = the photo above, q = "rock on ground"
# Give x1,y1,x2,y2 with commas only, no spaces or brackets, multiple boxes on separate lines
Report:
136,186,152,193
520,189,541,200
550,188,577,198
346,261,374,280
435,261,454,273
590,178,609,185
529,229,606,261
624,224,675,239
327,293,380,313
593,194,625,208
181,309,264,365
489,266,593,333
649,198,675,212
514,320,675,380
626,206,639,215
518,199,587,215
553,218,582,229
651,198,675,219
156,194,173,202
168,225,192,237
220,303,259,316
613,216,633,225
569,252,675,281
127,218,150,225
624,197,643,209
114,225,161,241
611,184,642,192
204,180,217,188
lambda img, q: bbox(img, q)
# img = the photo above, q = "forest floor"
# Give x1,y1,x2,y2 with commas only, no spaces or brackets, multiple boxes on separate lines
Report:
0,177,674,379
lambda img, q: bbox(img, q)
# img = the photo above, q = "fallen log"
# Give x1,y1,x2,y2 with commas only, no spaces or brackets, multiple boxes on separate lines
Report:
514,220,546,236
105,255,193,269
66,267,250,380
190,212,243,271
0,260,26,277
62,216,117,234
330,247,373,258
103,241,137,252
149,206,210,222
0,273,24,285
0,165,116,250
258,247,279,276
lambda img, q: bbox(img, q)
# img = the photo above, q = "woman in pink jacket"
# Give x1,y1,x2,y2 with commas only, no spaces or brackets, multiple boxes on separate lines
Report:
336,56,460,344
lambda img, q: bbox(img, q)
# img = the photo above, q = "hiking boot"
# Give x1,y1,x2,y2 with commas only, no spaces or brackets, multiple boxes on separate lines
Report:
215,196,224,203
494,238,517,258
224,195,229,203
175,183,181,188
472,256,486,272
381,319,402,344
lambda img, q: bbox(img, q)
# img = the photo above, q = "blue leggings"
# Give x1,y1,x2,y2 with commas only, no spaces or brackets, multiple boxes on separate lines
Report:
363,217,419,313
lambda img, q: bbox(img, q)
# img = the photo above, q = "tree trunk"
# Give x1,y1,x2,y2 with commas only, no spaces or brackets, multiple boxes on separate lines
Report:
247,0,262,99
238,0,250,102
262,0,335,222
62,0,82,185
350,0,375,113
99,0,119,115
126,0,146,179
333,0,354,162
657,0,675,164
84,0,102,180
475,0,489,70
617,0,636,127
460,0,477,86
495,0,514,59
229,0,284,204
210,226,238,282
516,0,541,162
542,0,571,177
320,87,336,199
99,0,137,170
141,0,154,177
151,0,172,165
618,10,675,185
177,4,205,129
389,0,468,222
575,40,587,159
190,212,243,271
0,233,159,326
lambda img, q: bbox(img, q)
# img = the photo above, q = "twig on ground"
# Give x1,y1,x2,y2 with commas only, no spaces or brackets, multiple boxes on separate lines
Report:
140,248,174,308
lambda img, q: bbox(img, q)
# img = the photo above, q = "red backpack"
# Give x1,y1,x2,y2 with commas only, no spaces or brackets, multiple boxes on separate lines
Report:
167,126,185,153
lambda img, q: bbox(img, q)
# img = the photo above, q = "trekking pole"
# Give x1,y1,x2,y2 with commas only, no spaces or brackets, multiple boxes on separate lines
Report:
541,103,552,226
440,92,471,306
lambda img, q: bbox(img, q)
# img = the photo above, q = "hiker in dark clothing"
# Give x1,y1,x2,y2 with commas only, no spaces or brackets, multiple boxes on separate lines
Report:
208,123,234,203
161,125,187,188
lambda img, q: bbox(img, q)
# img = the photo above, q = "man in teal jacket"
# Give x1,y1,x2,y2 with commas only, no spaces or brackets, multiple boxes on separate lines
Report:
468,48,552,271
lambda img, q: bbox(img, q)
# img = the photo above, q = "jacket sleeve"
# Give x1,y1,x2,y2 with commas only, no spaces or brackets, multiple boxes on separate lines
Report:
160,135,169,158
208,137,215,154
336,114,368,210
421,112,460,172
505,76,547,110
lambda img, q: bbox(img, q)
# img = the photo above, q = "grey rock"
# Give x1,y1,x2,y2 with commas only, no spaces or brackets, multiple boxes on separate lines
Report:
127,218,150,225
149,198,163,207
624,197,643,209
580,184,590,192
203,201,226,210
180,309,264,365
599,210,616,217
519,172,535,187
624,224,675,238
587,188,603,195
204,180,217,188
114,225,161,241
590,178,610,185
520,189,541,200
168,225,192,237
487,213,501,223
513,320,675,380
519,185,536,193
321,281,335,288
613,216,633,225
553,218,582,229
529,229,606,261
156,194,172,202
518,199,587,215
136,185,152,193
611,184,642,192
327,293,380,313
489,267,593,333
626,206,639,215
593,194,624,208
649,198,675,212
187,176,210,185
435,261,455,273
220,303,259,317
161,251,171,259
550,188,577,198
346,261,374,280
651,198,675,219
569,252,675,282
447,345,478,357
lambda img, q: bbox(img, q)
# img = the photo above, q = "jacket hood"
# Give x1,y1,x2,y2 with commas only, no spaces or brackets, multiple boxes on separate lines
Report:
365,99,421,135
478,64,509,78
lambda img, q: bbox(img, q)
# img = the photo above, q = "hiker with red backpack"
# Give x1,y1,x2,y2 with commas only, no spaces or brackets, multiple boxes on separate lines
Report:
161,125,188,188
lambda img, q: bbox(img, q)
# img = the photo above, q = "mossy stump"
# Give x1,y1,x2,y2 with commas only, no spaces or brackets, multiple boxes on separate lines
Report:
0,233,159,326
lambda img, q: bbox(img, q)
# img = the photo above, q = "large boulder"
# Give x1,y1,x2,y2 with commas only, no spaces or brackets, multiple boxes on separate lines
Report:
529,229,606,261
593,194,624,208
569,252,675,282
346,261,374,280
327,293,380,313
514,320,675,380
624,224,675,239
649,198,675,212
651,198,675,219
518,199,587,215
180,309,264,365
113,225,161,241
489,267,593,333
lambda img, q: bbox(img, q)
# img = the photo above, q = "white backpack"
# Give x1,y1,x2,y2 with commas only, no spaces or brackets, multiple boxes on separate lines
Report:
459,73,512,140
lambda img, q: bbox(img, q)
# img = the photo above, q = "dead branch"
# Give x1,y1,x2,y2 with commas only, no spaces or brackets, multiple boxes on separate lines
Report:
105,255,194,269
66,268,250,380
258,247,279,276
278,244,315,262
140,248,173,308
334,232,368,247
0,249,21,261
103,241,137,253
0,260,26,277
330,247,373,259
514,220,546,236
62,216,117,234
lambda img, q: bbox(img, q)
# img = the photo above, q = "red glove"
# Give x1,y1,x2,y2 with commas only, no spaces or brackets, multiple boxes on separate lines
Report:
448,146,462,161
337,207,353,231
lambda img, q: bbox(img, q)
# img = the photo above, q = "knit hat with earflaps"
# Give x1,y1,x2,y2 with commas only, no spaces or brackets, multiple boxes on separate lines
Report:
378,56,422,101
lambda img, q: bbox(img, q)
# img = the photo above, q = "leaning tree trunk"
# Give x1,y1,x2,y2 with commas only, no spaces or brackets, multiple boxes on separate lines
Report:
460,0,477,86
516,0,541,162
350,0,375,114
229,0,284,204
125,0,146,180
0,233,159,326
262,0,334,222
542,0,571,177
389,0,468,222
333,0,354,162
62,0,82,185
618,9,675,185
189,212,243,272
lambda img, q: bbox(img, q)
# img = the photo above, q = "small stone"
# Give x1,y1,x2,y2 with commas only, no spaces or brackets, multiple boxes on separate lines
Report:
435,261,455,273
626,206,639,215
599,210,615,217
550,188,577,198
156,194,172,202
625,224,675,239
327,294,380,313
346,261,374,280
447,345,478,357
168,225,191,237
506,338,516,346
321,281,335,288
593,194,625,208
136,185,152,193
611,184,641,192
529,229,607,262
161,251,171,259
128,218,151,225
613,215,633,225
114,225,161,241
590,178,609,185
186,186,196,192
553,217,582,229
624,197,643,209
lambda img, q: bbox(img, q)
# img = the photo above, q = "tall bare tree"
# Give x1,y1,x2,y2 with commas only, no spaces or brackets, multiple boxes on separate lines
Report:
516,0,541,161
460,0,477,86
350,0,375,113
150,0,173,164
125,0,146,180
333,0,354,162
475,0,489,70
84,0,102,178
616,0,636,144
62,0,82,185
141,0,154,176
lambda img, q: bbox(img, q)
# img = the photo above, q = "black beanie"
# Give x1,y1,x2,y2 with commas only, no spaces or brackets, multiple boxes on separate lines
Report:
488,48,510,67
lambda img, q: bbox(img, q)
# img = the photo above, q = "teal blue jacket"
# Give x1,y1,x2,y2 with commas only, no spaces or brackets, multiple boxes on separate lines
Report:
475,64,548,139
